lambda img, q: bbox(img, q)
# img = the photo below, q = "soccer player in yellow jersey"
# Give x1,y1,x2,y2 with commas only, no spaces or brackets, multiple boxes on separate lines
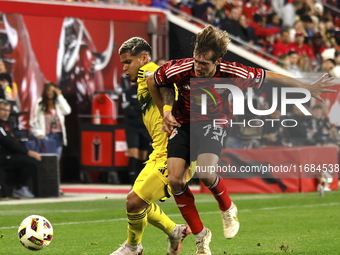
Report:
110,37,191,255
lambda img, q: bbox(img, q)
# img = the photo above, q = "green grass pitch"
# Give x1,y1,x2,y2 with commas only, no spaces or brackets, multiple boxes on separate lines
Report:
1,190,339,254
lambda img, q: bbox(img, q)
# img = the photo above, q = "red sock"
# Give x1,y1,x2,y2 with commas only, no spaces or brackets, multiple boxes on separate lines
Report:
173,185,204,234
209,175,232,211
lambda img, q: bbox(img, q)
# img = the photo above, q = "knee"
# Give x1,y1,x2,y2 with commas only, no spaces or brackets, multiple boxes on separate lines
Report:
126,191,148,213
200,176,216,187
168,175,186,193
197,171,217,187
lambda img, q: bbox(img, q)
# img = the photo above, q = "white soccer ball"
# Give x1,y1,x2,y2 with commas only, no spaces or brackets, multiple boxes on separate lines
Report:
18,215,53,250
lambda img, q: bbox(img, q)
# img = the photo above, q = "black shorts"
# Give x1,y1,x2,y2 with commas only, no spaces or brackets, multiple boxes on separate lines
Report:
125,126,151,151
167,123,227,165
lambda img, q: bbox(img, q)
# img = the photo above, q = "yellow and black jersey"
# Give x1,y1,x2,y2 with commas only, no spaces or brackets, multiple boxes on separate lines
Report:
137,62,167,162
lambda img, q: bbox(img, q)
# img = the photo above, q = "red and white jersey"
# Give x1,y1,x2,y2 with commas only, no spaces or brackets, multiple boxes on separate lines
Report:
154,58,265,124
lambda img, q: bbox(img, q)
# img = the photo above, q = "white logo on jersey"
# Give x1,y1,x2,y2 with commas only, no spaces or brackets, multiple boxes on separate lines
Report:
169,128,178,140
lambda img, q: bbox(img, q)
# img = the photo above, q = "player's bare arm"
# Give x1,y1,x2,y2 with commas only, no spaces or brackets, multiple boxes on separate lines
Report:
160,86,180,135
147,73,164,115
265,71,337,103
147,73,180,135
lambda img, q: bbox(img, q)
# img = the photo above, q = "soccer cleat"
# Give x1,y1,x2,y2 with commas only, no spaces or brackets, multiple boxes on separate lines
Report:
221,202,239,239
195,228,212,255
12,186,35,199
167,224,191,255
110,241,144,255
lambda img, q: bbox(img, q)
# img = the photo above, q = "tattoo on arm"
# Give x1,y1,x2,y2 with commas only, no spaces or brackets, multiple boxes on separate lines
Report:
160,87,175,106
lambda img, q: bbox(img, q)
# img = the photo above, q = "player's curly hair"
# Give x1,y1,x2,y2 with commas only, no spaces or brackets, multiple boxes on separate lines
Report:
119,37,152,56
194,25,230,62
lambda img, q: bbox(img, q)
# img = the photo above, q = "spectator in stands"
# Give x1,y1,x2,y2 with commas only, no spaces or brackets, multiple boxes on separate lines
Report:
271,0,285,20
261,32,276,56
286,50,303,77
211,0,227,27
319,17,338,49
311,104,332,145
30,82,71,161
191,0,215,23
289,32,315,61
321,58,340,78
272,30,291,57
300,15,316,37
289,20,308,42
237,14,257,44
0,73,14,101
242,0,268,23
261,108,284,146
298,54,313,72
266,12,282,29
282,104,314,146
248,14,280,41
311,33,327,70
276,54,290,70
0,99,41,199
0,66,20,111
220,6,242,37
281,0,304,28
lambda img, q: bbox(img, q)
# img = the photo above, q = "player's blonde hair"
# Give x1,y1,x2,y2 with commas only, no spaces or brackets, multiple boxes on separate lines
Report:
194,25,230,62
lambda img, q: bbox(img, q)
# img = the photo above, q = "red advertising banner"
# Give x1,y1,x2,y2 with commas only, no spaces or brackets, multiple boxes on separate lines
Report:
0,1,167,128
200,146,339,194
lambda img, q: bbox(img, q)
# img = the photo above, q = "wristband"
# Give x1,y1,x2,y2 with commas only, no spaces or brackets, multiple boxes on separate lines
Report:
163,105,172,113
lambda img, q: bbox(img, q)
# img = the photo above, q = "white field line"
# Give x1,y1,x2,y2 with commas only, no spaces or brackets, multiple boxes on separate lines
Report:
1,202,339,230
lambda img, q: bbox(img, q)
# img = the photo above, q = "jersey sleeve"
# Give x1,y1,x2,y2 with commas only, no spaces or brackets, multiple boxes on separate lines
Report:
154,59,192,88
224,61,265,90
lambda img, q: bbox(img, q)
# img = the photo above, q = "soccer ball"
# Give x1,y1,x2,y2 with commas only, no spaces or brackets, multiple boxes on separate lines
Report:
18,215,53,250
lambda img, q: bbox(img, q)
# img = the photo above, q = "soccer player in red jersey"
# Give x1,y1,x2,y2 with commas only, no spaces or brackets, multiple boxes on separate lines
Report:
147,25,335,255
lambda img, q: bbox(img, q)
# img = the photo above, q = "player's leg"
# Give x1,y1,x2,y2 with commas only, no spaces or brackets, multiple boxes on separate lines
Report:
168,125,211,254
195,124,239,239
110,168,149,255
133,161,191,254
111,161,190,255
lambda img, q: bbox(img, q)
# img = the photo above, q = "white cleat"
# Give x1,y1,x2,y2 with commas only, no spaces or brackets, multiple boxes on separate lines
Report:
221,202,240,239
167,224,191,255
195,228,212,255
110,241,144,255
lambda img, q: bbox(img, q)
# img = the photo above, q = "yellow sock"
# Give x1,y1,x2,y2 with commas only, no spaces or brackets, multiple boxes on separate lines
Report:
127,209,148,246
147,203,176,235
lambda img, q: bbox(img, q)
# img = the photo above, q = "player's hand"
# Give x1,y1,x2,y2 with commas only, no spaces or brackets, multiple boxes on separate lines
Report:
162,110,181,135
309,73,337,103
28,150,42,161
